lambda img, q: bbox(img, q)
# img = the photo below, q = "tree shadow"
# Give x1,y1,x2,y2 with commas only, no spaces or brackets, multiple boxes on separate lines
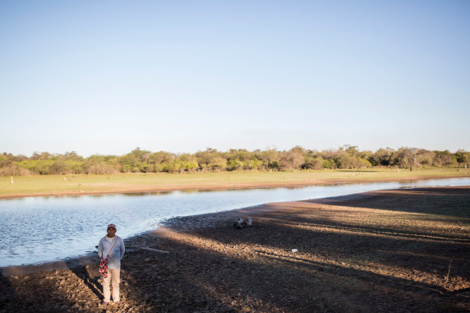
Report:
0,270,16,312
118,247,243,312
0,268,98,312
142,227,470,312
154,188,470,311
190,215,470,281
255,250,451,294
261,211,470,243
306,187,470,219
67,263,103,302
2,187,470,312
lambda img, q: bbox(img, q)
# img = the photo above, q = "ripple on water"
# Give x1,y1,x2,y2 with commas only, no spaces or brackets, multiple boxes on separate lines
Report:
1,177,470,267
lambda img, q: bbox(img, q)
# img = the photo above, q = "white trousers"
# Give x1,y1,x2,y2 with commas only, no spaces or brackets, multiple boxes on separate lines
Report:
103,268,120,302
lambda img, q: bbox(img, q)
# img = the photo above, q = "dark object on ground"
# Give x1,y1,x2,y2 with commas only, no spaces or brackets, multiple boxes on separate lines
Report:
233,216,253,229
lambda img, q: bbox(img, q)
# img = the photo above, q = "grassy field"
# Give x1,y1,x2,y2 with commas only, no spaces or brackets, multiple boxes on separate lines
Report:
0,168,468,198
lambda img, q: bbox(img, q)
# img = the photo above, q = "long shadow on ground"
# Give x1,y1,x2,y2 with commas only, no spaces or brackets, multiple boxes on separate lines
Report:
149,187,470,312
1,187,470,312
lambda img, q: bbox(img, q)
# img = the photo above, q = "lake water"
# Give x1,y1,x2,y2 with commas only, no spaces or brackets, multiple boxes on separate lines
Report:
1,177,470,267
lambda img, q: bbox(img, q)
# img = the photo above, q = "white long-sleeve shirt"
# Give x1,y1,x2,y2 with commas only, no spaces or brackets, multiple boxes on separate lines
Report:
98,236,125,269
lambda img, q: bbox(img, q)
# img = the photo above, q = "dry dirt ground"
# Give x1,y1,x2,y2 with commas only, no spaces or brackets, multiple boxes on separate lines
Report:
1,187,470,312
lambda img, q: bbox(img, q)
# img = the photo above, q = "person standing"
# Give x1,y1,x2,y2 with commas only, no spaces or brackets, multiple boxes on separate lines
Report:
98,223,125,306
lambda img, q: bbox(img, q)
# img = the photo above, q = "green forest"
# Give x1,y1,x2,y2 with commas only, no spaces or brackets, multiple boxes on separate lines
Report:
0,146,469,176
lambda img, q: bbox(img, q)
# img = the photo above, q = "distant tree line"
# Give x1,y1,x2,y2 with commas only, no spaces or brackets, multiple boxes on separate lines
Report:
0,146,469,176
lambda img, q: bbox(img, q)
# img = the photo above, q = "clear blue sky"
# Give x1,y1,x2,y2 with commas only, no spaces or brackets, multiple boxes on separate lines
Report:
1,0,469,157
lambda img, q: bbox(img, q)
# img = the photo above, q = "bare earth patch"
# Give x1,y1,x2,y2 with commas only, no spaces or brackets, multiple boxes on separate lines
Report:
1,187,470,312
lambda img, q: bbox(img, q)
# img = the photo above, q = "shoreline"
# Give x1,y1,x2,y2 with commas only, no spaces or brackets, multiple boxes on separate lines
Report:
1,186,469,312
0,174,468,200
0,187,398,275
1,183,468,275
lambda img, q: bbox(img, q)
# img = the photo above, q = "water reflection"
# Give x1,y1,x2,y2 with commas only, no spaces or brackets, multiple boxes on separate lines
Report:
122,191,172,197
0,178,469,267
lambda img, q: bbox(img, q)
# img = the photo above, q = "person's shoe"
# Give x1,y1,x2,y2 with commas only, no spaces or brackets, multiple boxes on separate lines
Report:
100,301,109,306
115,301,122,305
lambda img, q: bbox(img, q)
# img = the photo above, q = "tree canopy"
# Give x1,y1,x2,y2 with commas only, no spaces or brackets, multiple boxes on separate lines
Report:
0,146,468,176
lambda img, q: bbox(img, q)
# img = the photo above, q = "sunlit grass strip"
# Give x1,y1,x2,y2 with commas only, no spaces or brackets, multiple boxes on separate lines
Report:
0,168,468,198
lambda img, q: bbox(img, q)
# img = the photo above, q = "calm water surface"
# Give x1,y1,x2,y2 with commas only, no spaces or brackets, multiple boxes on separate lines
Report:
1,177,470,267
